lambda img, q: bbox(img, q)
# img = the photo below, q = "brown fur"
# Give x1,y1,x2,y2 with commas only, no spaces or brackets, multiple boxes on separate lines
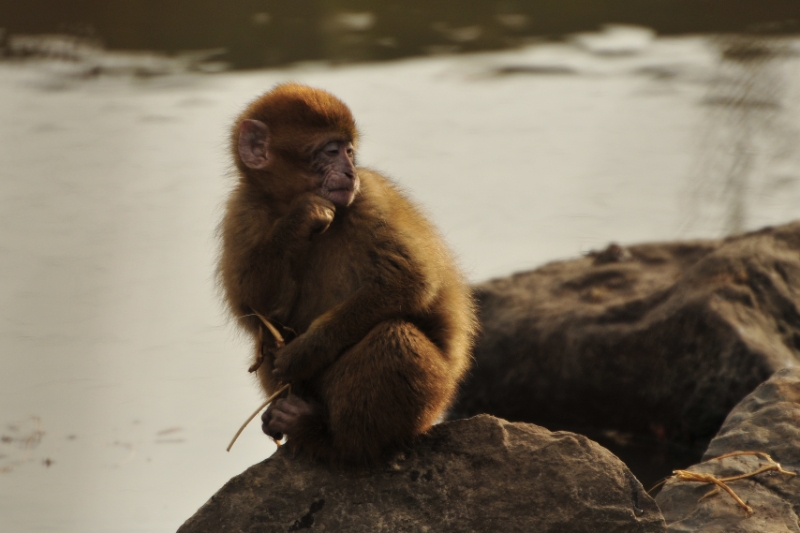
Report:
218,83,476,465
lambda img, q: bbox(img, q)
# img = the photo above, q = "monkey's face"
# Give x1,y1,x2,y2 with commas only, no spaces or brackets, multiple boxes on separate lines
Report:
236,115,360,207
313,140,359,208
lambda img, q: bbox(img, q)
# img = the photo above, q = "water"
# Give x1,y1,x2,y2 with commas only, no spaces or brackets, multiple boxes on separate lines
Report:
2,0,798,68
1,30,799,532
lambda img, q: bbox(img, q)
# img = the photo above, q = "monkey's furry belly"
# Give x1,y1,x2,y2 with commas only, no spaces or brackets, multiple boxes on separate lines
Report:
283,255,365,334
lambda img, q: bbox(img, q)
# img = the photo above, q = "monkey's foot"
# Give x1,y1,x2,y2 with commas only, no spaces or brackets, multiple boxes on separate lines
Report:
262,394,315,441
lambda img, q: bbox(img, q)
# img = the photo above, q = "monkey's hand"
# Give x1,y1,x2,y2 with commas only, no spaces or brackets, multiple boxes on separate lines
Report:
288,193,336,238
272,331,330,382
261,394,316,441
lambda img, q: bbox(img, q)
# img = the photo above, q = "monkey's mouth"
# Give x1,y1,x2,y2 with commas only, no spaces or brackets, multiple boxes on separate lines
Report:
327,187,356,207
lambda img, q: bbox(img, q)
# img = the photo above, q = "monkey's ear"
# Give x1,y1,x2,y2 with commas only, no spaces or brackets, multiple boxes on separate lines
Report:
238,119,271,169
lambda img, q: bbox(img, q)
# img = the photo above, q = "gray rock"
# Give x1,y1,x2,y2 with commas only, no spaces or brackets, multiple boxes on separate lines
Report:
177,415,665,533
656,367,800,532
456,222,800,446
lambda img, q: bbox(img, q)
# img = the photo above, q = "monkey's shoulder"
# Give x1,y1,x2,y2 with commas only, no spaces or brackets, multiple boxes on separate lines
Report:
353,169,441,240
346,168,461,284
219,185,274,243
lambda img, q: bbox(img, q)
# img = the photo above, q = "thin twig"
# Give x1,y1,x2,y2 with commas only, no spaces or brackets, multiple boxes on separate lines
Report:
245,311,287,373
662,450,796,516
672,470,754,515
248,325,266,373
648,478,669,494
226,383,291,452
712,451,796,477
252,311,286,346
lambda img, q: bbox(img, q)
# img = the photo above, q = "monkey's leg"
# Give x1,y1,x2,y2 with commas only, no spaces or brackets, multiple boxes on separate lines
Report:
286,319,456,465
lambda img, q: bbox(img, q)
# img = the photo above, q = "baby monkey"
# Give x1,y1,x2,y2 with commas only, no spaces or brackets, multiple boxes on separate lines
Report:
218,83,476,464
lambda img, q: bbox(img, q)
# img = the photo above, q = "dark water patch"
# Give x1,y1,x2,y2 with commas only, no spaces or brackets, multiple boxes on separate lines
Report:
493,64,577,76
634,65,683,80
1,0,799,69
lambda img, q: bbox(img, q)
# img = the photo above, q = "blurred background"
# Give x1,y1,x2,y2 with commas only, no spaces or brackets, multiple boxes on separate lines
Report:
1,2,799,532
1,0,799,67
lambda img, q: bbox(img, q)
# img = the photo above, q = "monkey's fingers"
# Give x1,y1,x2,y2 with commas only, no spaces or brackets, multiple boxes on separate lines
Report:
261,410,284,441
310,200,335,234
268,409,293,427
271,351,293,381
277,395,314,417
315,214,334,235
267,431,284,441
265,409,295,437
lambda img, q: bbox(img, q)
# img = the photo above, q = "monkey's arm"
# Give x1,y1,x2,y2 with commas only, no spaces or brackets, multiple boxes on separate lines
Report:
273,237,437,381
227,193,335,324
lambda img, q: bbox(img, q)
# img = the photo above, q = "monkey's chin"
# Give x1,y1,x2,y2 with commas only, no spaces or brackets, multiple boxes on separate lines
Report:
327,188,356,207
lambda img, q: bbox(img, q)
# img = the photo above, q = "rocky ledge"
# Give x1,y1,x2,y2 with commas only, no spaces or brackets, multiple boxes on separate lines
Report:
178,355,800,533
177,415,664,533
456,221,800,457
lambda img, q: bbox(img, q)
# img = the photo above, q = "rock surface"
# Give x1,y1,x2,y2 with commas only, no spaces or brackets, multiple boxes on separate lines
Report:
656,367,800,532
177,415,665,533
455,222,800,447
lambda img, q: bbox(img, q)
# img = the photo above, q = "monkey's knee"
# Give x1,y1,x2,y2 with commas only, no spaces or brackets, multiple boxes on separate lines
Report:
319,320,456,460
374,320,456,399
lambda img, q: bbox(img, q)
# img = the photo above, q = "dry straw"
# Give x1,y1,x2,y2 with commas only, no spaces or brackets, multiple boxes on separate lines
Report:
650,451,796,515
226,312,291,452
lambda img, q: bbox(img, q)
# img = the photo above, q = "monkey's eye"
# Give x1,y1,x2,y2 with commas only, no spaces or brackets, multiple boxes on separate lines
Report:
323,142,340,155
